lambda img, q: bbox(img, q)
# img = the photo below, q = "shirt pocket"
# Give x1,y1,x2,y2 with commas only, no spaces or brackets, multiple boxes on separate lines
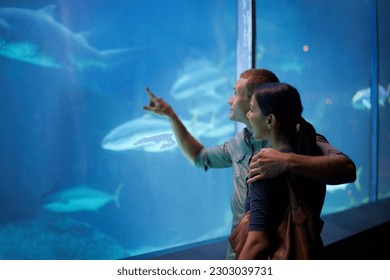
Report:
232,153,249,173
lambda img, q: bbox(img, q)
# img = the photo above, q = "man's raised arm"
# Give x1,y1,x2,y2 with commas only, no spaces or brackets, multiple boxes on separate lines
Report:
143,87,203,162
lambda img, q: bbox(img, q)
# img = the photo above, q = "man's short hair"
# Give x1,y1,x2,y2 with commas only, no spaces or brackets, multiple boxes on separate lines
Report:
240,69,280,97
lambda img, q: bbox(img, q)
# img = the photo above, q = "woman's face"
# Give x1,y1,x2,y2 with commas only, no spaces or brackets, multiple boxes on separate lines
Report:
246,95,270,140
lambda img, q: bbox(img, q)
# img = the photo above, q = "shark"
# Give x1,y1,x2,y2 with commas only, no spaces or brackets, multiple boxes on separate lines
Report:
186,93,227,119
42,184,124,213
101,115,177,152
170,57,230,100
101,114,219,152
0,5,137,70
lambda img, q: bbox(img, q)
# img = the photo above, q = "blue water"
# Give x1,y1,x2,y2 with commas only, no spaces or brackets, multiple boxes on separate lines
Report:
0,0,236,259
0,0,389,259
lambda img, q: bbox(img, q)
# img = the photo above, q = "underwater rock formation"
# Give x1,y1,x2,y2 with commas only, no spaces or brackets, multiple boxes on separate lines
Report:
0,213,127,260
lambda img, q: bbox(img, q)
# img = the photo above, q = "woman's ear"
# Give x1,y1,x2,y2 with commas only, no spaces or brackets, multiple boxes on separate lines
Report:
267,114,276,129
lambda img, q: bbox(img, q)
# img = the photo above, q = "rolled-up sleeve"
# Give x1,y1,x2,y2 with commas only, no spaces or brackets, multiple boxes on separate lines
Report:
194,142,233,171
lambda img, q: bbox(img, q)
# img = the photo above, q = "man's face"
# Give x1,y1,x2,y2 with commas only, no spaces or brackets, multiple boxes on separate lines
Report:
228,78,251,126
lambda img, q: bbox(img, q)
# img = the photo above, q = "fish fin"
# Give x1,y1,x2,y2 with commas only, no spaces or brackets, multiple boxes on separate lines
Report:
354,166,363,192
99,48,137,67
75,32,92,42
387,84,390,104
191,113,198,126
142,113,154,119
362,99,371,110
113,183,124,208
40,5,56,17
210,88,218,96
189,113,201,138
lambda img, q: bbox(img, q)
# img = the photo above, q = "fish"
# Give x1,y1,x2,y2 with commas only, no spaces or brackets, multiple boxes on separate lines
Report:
0,5,137,70
101,115,177,152
101,114,220,152
42,184,124,213
170,57,230,100
186,94,227,119
351,84,390,110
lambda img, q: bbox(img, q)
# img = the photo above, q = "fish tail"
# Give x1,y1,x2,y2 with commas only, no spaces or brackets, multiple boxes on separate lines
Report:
354,166,363,192
113,183,124,208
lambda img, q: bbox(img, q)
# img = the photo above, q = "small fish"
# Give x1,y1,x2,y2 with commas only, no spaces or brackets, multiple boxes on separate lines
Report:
351,84,390,110
42,184,124,213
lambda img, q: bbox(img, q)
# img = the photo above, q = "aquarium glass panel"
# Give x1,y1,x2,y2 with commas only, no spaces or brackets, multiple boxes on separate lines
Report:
256,0,374,215
378,0,390,200
0,0,237,259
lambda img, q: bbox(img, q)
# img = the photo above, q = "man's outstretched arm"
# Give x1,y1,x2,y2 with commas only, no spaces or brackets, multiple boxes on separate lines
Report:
143,87,203,162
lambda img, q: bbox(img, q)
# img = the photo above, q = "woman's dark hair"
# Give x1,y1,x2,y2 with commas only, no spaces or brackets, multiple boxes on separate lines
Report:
253,82,319,156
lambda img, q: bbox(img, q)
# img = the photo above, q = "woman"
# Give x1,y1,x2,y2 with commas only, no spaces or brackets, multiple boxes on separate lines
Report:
238,82,326,259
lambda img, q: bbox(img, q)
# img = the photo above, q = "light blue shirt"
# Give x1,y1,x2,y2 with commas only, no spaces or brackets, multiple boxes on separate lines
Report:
194,128,266,259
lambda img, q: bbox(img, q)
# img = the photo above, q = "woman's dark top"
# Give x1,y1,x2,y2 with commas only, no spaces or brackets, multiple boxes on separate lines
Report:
244,150,326,233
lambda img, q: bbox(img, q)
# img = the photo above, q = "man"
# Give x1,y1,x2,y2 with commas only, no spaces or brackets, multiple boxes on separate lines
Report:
143,68,356,259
